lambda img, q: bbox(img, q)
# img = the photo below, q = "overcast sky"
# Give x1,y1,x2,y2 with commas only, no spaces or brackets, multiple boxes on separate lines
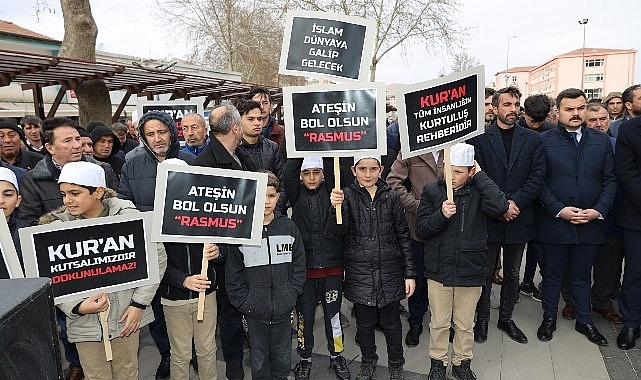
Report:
1,0,639,87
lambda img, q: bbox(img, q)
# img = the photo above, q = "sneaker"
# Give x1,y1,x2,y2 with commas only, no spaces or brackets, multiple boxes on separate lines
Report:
519,282,542,302
428,359,446,380
225,362,245,380
294,360,312,380
389,363,404,380
355,360,377,380
155,355,170,380
490,288,500,309
330,356,350,380
340,312,351,328
451,359,477,380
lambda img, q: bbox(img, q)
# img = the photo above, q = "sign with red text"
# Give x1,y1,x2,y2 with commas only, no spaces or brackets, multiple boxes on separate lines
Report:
396,66,485,158
139,101,203,147
0,217,24,279
279,11,376,82
152,164,267,245
283,83,387,158
19,213,159,304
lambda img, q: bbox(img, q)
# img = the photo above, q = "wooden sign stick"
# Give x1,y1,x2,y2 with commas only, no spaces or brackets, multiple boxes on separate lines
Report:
444,147,453,201
334,157,342,224
197,246,209,321
99,300,113,361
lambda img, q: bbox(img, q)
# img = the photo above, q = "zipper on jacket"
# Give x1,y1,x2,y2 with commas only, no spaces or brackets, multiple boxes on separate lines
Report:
265,225,275,324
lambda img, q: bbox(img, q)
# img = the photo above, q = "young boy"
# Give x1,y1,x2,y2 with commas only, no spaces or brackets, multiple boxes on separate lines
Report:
330,155,416,380
225,171,306,380
40,161,167,380
415,143,507,380
284,157,349,380
0,167,25,278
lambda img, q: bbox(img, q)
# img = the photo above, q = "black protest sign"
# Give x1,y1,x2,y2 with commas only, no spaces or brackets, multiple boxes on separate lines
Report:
0,216,23,279
152,165,267,245
397,66,485,158
19,213,158,304
279,11,375,82
283,83,386,158
140,102,202,146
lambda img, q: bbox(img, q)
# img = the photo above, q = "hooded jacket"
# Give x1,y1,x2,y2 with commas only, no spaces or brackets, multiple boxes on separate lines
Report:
90,125,125,178
416,172,508,287
225,214,306,324
40,193,167,343
19,155,119,226
329,179,416,308
118,111,195,211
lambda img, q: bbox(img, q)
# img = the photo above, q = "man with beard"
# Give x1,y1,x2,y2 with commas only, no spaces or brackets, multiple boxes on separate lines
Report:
180,113,210,156
535,88,617,346
470,86,545,344
484,88,496,127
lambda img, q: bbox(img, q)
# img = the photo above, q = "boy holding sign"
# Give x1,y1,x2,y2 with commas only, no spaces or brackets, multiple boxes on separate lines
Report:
225,171,306,380
0,167,25,278
330,155,416,380
41,161,167,380
415,143,507,380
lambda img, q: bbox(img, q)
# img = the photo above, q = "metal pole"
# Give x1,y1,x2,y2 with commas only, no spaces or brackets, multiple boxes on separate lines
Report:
579,19,588,91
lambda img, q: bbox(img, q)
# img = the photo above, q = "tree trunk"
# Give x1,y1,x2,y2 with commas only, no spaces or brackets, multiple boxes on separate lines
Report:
58,0,112,126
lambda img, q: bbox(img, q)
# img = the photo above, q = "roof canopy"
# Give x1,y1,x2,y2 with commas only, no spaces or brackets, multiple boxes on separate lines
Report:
0,49,281,121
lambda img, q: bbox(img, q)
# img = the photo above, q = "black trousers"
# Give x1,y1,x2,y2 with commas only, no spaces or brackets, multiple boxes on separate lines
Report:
619,229,641,328
217,288,245,365
296,275,344,358
591,234,624,309
354,301,404,365
245,317,291,380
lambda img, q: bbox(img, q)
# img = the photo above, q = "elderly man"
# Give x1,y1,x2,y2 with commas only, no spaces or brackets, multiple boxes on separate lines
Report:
0,118,43,170
118,110,195,380
535,89,617,346
180,113,210,156
193,102,257,380
19,115,45,154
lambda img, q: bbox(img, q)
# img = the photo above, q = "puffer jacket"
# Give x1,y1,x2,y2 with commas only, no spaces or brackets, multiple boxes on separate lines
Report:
283,158,343,269
225,214,306,324
41,194,167,343
118,116,194,211
416,172,508,287
330,179,416,308
236,136,287,213
19,155,119,226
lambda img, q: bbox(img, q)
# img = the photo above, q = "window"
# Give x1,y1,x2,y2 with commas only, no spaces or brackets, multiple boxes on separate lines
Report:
585,74,604,82
512,76,517,83
584,88,603,99
585,59,604,67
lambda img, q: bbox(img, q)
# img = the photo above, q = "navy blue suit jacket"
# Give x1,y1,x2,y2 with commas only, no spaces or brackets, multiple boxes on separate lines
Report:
615,116,641,232
470,123,545,243
535,124,617,245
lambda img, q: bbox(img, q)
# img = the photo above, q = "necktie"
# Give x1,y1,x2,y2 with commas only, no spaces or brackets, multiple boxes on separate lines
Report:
570,132,580,149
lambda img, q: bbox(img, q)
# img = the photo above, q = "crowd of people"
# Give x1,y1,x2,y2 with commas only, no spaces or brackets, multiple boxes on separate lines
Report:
1,82,640,380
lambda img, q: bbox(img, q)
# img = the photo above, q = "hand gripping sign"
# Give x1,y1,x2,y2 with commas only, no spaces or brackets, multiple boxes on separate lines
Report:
396,66,485,200
279,10,376,82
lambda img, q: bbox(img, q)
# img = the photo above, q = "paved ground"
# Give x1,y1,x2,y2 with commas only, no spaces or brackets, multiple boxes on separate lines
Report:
64,273,641,379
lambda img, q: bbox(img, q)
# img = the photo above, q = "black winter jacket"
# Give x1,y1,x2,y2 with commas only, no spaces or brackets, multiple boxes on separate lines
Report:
330,179,416,308
160,242,224,301
284,158,343,269
416,172,508,287
225,215,306,323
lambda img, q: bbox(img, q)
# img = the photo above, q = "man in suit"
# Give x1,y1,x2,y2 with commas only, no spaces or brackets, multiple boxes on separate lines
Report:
614,86,641,350
192,102,257,379
535,88,617,346
469,86,545,344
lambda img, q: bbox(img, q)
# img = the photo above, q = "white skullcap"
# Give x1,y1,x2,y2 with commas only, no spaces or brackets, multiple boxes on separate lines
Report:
58,161,106,188
160,158,188,166
353,155,381,166
301,157,324,171
449,143,475,166
0,167,18,192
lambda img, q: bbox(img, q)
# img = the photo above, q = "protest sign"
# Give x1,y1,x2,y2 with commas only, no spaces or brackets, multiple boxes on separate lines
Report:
283,83,387,158
279,11,376,82
139,101,203,147
396,66,485,159
152,164,267,245
0,217,24,279
19,212,158,304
